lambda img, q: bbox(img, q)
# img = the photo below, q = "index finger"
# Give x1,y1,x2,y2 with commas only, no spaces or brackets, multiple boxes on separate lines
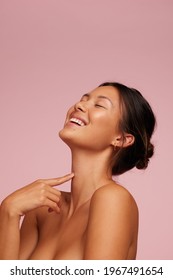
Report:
44,173,74,187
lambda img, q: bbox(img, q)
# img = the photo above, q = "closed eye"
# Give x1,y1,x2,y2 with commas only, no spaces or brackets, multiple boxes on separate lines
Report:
95,104,106,109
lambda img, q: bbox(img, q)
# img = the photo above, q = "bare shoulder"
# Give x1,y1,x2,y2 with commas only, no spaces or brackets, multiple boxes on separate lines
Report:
91,181,138,215
89,181,139,232
84,182,139,259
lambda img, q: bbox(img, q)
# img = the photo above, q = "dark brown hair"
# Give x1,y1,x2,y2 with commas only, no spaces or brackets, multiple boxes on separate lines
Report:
99,82,156,176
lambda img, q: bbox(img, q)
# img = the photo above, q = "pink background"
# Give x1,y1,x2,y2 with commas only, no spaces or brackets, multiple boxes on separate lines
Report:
0,0,173,259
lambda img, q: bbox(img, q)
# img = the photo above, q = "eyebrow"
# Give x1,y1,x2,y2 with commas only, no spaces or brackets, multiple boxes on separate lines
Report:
82,93,113,106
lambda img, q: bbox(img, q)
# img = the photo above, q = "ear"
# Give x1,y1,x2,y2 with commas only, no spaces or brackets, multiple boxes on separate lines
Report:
111,133,135,148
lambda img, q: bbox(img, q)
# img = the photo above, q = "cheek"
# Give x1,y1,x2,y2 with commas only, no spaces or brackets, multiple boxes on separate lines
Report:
93,113,118,134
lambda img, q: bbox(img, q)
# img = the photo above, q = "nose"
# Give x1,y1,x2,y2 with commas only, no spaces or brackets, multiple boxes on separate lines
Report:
74,100,87,112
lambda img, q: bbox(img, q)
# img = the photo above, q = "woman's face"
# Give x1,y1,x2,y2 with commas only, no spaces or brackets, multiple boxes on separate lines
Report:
59,86,122,151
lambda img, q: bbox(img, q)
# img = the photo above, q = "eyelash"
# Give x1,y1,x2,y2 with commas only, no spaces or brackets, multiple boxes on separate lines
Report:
95,104,105,108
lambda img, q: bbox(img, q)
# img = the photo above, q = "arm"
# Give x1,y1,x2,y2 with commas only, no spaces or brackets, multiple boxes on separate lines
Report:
0,203,20,259
19,210,38,259
0,173,74,259
84,184,138,260
0,205,38,260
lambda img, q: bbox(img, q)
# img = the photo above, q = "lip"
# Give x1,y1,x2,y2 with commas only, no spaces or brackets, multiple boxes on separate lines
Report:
68,113,88,126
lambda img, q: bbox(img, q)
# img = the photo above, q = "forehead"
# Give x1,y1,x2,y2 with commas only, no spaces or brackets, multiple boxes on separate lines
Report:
88,86,120,105
90,85,119,97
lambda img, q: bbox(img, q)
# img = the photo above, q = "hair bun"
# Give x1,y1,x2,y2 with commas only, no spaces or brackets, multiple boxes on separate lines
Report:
136,142,154,170
147,142,154,159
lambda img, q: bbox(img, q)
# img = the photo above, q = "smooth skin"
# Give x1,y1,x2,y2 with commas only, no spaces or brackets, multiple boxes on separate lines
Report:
0,86,139,260
0,174,74,259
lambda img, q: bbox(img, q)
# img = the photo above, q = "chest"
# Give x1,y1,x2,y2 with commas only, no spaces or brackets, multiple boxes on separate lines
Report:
30,208,89,259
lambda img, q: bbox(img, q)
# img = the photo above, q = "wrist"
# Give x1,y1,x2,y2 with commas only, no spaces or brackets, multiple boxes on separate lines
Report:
0,199,21,219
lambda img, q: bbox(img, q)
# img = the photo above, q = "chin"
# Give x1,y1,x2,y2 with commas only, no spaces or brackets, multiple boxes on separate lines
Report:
59,128,67,142
58,128,75,148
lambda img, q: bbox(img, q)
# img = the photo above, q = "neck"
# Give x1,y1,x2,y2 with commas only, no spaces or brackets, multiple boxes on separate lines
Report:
68,147,113,214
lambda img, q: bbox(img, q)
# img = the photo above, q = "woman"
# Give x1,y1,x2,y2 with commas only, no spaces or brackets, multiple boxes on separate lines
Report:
0,82,156,260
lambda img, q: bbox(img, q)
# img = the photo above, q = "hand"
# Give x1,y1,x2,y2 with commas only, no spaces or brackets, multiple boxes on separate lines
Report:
1,173,74,216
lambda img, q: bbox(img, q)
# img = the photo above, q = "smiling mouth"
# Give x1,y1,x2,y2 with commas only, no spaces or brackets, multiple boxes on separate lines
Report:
69,118,85,126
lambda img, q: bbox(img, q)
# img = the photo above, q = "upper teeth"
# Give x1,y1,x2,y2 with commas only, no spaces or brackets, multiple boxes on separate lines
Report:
70,118,85,126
